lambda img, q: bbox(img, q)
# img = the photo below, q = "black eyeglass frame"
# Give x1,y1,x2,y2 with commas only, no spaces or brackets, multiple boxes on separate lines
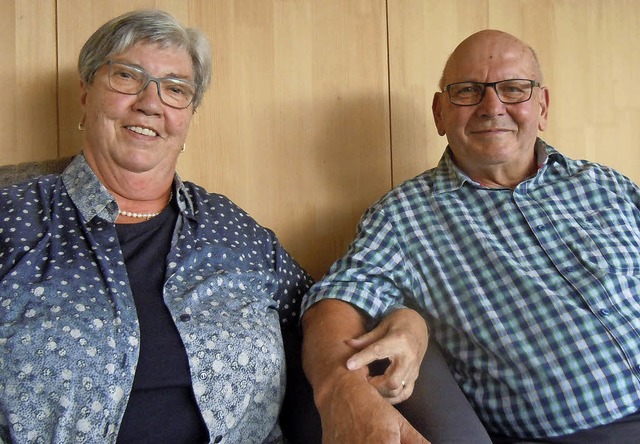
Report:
443,79,541,106
104,60,198,110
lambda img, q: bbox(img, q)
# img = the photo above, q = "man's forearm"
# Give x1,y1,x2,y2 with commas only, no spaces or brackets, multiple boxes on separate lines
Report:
301,299,371,409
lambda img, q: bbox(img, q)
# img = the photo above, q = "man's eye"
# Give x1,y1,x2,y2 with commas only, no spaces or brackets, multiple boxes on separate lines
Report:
460,86,480,94
455,85,481,96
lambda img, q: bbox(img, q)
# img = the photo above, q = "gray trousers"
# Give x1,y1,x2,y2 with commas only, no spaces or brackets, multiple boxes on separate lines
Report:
395,339,491,443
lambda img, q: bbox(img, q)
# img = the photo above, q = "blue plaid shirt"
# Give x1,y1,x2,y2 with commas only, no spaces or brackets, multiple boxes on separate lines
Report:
302,139,640,438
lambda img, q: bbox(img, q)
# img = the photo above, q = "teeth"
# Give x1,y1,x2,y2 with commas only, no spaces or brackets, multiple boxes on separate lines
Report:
127,126,158,137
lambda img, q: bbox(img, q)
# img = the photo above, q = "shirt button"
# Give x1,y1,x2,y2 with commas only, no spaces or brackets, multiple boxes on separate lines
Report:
214,436,223,443
599,308,611,316
179,313,191,322
536,224,545,231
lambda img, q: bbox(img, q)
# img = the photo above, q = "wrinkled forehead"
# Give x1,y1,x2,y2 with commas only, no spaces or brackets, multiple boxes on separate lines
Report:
443,32,540,84
111,40,195,77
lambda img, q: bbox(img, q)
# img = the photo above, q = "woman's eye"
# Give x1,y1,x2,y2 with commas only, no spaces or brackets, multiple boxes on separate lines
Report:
116,70,136,80
168,86,186,96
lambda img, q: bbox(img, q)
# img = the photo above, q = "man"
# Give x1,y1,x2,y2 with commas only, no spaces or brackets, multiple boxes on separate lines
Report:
301,29,640,443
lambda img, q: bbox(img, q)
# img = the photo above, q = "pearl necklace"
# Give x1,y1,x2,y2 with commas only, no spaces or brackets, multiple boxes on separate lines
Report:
119,192,173,220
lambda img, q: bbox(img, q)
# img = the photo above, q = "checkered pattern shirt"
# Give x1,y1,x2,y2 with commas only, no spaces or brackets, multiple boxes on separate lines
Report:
302,139,640,438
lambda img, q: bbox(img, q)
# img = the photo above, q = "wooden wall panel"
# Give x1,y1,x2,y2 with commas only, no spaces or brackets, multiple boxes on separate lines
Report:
56,0,391,278
0,0,57,165
387,0,488,184
388,0,640,185
3,1,640,277
490,0,640,180
183,0,391,278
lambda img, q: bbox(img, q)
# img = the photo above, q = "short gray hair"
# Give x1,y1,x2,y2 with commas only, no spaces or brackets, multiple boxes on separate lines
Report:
78,9,212,109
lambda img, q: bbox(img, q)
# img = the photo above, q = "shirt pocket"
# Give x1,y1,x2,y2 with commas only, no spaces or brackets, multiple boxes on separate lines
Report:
572,205,640,275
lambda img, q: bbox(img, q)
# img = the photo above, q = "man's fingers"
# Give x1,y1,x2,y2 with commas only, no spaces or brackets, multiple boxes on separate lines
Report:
345,322,391,369
346,345,385,370
370,375,414,404
346,323,387,349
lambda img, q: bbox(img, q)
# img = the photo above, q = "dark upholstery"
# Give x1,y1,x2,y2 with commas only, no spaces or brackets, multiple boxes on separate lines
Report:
0,156,74,188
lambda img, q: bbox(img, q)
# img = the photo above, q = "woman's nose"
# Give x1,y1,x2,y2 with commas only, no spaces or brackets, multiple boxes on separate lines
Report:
134,80,164,114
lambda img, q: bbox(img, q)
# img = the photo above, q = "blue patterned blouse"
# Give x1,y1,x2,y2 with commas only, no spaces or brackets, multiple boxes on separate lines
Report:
0,154,312,443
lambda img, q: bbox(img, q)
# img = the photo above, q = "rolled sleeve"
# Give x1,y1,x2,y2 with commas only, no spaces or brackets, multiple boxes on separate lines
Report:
301,204,409,320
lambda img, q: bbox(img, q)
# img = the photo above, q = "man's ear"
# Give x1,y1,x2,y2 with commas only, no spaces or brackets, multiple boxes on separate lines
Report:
432,92,446,136
537,87,550,132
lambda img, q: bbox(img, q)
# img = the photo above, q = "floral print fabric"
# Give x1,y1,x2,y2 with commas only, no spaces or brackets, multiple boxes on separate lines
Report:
0,155,312,443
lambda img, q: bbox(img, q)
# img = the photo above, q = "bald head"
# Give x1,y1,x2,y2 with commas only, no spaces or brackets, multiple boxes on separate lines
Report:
431,29,550,188
438,30,543,90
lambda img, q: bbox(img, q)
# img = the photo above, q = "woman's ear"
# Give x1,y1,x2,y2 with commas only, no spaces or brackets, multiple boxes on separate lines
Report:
80,80,88,107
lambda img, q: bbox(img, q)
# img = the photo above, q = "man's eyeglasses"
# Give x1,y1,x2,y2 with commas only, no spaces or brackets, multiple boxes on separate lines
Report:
105,61,197,109
443,79,541,106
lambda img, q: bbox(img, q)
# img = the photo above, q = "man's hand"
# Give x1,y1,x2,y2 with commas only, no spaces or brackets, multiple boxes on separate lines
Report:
317,369,430,444
345,308,428,404
302,300,430,444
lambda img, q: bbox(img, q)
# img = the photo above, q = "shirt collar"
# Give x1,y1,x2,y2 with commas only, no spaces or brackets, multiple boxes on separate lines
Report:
431,138,566,194
61,153,195,223
173,175,196,219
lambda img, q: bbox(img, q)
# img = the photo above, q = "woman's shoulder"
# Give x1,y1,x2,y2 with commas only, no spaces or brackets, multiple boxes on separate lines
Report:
181,181,252,217
0,175,61,213
179,180,277,238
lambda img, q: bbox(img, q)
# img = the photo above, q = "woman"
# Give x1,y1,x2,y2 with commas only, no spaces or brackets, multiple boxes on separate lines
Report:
0,8,476,444
0,10,318,443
